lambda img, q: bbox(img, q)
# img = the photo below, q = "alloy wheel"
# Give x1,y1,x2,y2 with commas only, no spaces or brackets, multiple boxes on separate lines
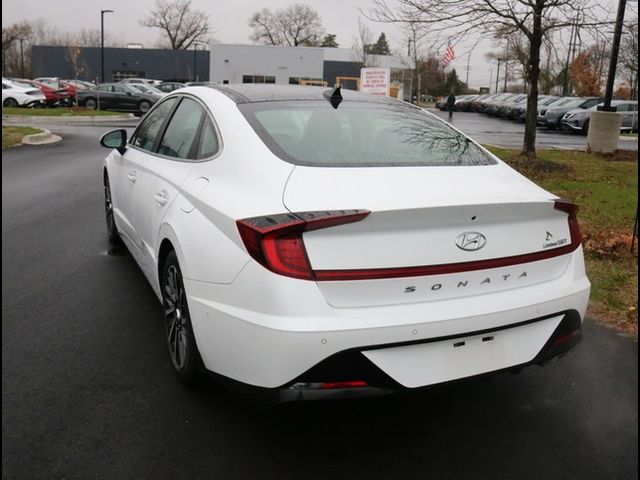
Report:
164,265,190,371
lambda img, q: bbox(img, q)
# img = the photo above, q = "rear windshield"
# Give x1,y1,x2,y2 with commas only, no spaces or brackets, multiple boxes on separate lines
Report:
238,100,496,167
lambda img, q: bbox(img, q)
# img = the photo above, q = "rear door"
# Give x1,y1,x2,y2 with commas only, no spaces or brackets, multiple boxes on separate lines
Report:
112,96,179,249
111,84,137,111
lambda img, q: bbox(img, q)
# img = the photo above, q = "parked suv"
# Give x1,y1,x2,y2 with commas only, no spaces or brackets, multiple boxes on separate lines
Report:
537,97,602,129
561,100,638,134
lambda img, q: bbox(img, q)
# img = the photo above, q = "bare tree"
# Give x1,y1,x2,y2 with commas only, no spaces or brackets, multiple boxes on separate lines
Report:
141,0,212,50
538,30,565,94
369,0,612,158
402,22,432,102
249,4,324,47
67,45,87,83
352,18,377,66
619,21,638,99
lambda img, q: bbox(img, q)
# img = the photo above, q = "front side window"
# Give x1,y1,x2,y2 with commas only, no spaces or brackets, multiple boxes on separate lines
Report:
131,97,178,151
157,98,204,159
239,100,496,167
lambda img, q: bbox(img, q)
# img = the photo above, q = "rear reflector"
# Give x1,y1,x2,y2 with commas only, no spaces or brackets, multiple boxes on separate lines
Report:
320,380,368,390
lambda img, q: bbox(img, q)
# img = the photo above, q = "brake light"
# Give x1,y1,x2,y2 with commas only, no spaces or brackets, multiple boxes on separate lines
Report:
553,199,582,251
320,380,368,390
236,210,370,280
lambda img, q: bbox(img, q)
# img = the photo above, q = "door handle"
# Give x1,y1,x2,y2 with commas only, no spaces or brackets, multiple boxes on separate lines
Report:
127,171,137,183
154,191,169,206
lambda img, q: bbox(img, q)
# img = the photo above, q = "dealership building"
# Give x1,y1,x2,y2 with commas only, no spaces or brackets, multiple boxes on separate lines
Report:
31,43,410,98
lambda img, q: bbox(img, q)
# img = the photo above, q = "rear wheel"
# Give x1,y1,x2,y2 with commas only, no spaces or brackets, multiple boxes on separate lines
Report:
161,251,203,384
138,100,151,114
3,98,19,108
85,98,97,110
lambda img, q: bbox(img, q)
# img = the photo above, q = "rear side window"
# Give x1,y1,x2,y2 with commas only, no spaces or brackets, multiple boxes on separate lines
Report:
239,101,495,167
196,116,220,159
157,98,204,159
131,97,178,151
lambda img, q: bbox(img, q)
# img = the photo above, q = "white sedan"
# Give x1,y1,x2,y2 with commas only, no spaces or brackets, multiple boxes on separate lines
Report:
2,78,46,107
99,85,590,402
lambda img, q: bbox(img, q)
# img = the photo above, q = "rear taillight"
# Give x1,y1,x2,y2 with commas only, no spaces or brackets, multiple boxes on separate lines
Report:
554,199,582,251
236,210,370,280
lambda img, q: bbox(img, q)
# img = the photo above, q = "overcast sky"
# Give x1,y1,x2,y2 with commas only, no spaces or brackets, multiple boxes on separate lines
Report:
2,0,626,88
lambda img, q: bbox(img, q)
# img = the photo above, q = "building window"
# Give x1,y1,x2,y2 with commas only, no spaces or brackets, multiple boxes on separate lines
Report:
242,75,276,84
112,71,145,82
289,77,326,86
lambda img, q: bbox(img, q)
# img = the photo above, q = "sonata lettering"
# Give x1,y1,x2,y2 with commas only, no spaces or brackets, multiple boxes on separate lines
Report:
403,271,529,294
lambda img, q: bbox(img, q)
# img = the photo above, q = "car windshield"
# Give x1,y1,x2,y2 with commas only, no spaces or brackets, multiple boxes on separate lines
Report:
132,84,162,94
239,100,496,167
559,98,590,109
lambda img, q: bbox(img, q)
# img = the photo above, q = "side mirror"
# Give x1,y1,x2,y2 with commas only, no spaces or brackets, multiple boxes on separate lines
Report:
100,129,127,155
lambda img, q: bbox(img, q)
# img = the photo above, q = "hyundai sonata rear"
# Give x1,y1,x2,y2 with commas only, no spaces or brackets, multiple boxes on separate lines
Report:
100,85,590,402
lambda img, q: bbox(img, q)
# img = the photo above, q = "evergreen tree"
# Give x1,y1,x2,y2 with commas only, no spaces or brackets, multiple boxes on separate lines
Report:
366,32,391,55
320,34,339,47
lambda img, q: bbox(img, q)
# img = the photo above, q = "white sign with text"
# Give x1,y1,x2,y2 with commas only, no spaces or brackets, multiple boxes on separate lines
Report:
360,67,391,96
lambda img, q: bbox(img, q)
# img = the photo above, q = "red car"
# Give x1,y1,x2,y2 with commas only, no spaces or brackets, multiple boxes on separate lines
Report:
34,78,78,104
9,79,61,107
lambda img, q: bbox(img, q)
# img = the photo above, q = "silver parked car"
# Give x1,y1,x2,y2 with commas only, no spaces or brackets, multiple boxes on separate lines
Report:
561,100,638,134
537,97,602,129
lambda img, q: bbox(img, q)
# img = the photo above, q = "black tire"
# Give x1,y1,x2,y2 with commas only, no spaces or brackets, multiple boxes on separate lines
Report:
161,251,203,384
104,174,121,245
582,120,590,135
85,98,97,110
3,97,19,108
138,100,151,114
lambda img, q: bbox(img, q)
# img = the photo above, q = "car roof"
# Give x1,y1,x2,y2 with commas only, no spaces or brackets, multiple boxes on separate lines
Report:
207,84,401,105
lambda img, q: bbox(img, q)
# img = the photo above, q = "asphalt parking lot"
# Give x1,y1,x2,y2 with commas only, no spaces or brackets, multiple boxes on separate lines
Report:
428,109,639,151
2,124,638,480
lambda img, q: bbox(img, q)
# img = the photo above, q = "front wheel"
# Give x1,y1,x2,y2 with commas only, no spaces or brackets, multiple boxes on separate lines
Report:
162,251,203,384
581,120,590,135
104,174,121,245
85,98,97,110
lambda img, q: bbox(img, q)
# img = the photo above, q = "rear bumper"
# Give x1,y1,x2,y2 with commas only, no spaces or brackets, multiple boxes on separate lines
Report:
185,249,590,393
210,310,583,404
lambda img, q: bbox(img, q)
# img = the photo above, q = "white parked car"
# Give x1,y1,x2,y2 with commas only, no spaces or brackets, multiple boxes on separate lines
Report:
119,78,163,87
2,78,46,107
99,85,590,402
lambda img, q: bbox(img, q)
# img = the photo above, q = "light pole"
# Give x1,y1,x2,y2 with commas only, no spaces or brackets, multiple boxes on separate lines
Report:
600,0,627,111
19,38,25,78
101,9,114,83
193,43,199,82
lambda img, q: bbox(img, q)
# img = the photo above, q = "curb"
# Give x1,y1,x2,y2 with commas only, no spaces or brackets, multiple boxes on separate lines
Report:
2,113,135,125
21,128,62,146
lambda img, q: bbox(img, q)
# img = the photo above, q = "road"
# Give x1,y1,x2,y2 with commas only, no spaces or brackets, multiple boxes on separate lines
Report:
428,109,639,151
2,124,638,480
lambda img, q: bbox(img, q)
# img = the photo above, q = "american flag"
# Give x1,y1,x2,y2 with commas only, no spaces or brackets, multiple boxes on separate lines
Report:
443,43,456,66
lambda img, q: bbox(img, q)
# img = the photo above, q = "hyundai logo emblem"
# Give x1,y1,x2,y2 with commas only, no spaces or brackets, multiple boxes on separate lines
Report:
455,232,487,251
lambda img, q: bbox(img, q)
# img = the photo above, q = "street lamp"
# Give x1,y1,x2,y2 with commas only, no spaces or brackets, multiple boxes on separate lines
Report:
101,9,114,83
193,43,199,82
19,38,25,78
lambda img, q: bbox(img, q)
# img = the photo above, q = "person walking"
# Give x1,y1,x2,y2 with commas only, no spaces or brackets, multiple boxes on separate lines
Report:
446,92,456,122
